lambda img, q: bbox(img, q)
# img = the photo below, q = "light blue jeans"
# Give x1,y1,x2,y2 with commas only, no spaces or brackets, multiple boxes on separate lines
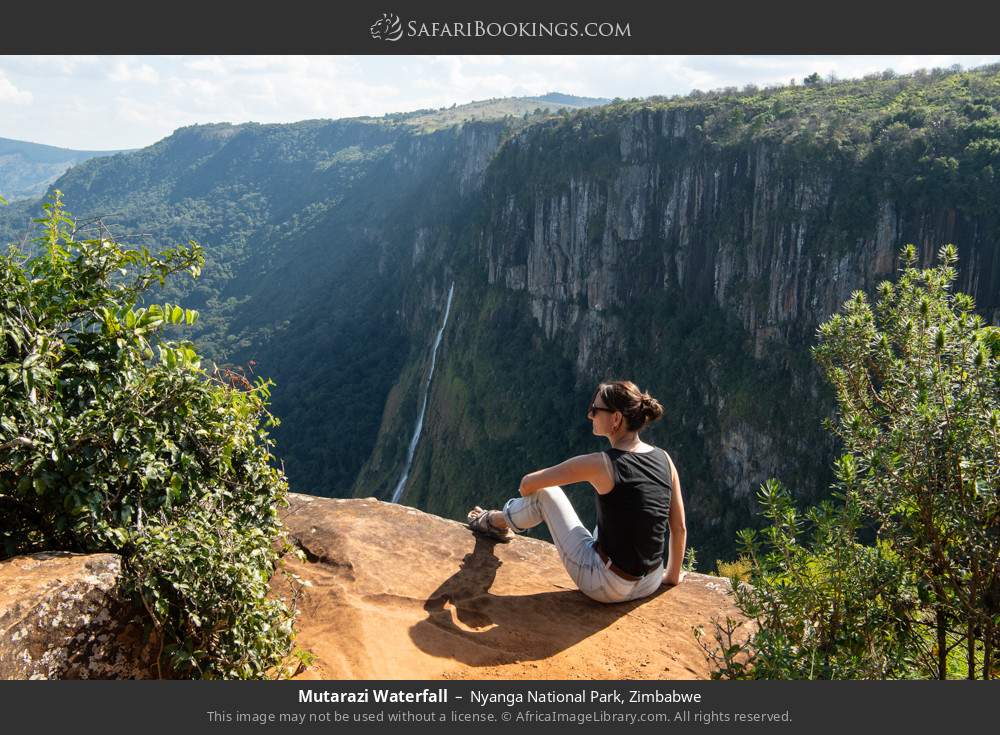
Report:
502,486,664,604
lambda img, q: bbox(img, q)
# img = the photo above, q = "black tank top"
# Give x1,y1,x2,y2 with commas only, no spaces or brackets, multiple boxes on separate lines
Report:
596,447,672,577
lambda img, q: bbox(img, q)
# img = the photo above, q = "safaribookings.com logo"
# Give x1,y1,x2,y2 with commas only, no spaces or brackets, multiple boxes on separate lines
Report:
370,13,631,41
370,13,404,41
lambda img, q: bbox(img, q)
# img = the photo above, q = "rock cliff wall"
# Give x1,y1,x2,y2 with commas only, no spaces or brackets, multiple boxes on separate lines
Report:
374,103,1000,561
485,107,999,351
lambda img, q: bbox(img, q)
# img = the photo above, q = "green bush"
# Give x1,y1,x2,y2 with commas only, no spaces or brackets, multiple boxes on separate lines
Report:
701,245,1000,679
696,480,923,679
814,245,1000,678
0,192,295,678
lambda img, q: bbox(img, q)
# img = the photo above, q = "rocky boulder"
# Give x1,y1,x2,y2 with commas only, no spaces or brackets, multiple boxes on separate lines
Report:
276,494,743,679
0,552,157,679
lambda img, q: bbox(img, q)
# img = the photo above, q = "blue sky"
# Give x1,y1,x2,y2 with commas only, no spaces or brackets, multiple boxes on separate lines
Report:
2,55,998,150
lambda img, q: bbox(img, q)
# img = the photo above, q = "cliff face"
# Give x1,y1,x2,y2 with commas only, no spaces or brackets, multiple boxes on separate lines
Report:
485,106,999,348
367,113,834,553
375,100,1000,560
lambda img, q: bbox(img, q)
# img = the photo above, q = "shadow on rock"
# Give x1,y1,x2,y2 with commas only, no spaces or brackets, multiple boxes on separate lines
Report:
409,534,670,667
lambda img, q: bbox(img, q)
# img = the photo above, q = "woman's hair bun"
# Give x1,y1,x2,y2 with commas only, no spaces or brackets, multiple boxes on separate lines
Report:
641,393,664,422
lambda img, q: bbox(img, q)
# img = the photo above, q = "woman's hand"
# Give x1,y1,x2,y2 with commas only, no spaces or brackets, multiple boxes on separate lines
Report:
662,570,687,587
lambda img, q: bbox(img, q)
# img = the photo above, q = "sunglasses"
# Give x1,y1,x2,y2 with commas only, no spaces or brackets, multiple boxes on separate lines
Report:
587,403,616,418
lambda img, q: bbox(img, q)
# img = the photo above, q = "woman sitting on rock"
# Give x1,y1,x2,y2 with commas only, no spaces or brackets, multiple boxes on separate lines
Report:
467,379,687,603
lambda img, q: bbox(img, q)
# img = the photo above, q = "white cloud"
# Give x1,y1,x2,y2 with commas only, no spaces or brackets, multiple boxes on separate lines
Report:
108,59,160,84
0,55,102,77
2,55,999,150
0,73,32,105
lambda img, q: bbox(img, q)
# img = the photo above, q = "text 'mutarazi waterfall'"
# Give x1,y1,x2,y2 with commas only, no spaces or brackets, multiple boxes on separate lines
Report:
391,282,454,504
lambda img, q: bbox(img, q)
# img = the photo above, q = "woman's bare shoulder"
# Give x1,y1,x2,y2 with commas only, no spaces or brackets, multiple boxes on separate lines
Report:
576,450,612,466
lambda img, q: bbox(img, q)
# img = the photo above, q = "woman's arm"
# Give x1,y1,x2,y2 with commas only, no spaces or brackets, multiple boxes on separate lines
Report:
663,453,687,586
519,453,611,495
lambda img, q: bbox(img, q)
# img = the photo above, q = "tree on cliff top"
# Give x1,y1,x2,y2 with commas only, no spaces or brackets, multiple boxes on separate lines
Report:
814,244,1000,678
702,245,999,679
0,193,297,678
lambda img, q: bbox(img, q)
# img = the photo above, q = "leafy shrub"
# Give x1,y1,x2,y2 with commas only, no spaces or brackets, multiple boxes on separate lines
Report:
696,479,923,679
129,507,293,678
683,547,698,572
0,193,295,678
700,246,1000,679
814,245,1000,678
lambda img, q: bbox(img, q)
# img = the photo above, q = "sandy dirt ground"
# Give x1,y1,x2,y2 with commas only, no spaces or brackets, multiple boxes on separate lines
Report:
273,494,744,680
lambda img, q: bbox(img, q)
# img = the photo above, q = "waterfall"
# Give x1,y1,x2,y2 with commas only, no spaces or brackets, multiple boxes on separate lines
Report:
390,282,455,504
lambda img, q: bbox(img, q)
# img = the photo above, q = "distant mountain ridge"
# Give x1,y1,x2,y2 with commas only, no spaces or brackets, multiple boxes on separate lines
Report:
0,137,131,201
383,92,610,130
536,91,609,106
0,93,603,201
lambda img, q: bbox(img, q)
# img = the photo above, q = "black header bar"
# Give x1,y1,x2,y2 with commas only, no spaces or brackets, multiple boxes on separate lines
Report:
2,0,1000,54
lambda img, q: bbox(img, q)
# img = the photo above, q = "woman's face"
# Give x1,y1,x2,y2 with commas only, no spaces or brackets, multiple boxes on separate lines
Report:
588,392,620,437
